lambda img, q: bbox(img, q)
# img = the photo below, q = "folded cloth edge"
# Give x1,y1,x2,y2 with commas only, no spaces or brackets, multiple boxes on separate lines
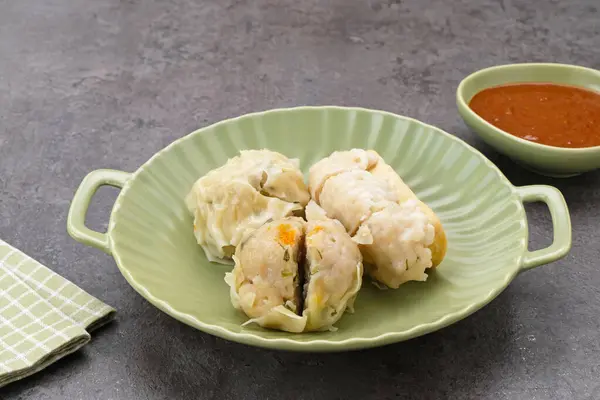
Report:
0,239,116,388
0,333,90,388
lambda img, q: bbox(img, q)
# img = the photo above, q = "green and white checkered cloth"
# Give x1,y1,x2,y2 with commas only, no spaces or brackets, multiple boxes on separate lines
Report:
0,239,115,388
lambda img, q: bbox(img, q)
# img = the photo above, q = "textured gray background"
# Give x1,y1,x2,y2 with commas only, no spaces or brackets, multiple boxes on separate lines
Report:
1,0,599,399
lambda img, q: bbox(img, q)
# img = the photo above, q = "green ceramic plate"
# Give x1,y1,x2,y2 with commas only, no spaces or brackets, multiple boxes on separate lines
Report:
67,107,572,352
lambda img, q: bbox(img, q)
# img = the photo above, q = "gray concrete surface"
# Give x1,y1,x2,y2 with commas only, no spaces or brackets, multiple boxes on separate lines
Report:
1,0,599,399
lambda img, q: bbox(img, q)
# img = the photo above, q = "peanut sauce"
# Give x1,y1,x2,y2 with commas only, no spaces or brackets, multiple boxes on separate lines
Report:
469,83,600,148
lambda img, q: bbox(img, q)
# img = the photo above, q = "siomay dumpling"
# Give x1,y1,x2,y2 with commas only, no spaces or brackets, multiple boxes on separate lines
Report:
353,200,437,287
303,201,363,331
367,151,447,267
309,149,447,288
185,149,310,263
225,205,363,333
225,217,307,333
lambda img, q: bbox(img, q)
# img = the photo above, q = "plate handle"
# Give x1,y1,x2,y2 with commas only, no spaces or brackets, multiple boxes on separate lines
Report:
67,169,131,254
516,185,571,271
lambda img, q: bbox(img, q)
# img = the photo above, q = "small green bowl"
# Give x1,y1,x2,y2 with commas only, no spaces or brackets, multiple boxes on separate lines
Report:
457,63,600,178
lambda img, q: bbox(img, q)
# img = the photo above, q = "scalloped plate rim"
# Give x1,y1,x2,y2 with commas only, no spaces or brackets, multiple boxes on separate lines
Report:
107,106,525,352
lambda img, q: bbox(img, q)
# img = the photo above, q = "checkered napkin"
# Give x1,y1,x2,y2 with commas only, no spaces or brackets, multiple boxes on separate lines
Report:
0,239,115,387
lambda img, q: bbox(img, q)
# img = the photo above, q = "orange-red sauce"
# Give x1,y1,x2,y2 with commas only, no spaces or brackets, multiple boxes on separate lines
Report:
469,83,600,148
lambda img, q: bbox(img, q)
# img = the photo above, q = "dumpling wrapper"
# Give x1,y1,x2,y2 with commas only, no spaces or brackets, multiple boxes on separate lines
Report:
225,217,308,333
366,151,447,267
318,169,398,235
308,149,378,202
187,149,310,209
302,202,363,331
189,181,301,263
186,149,309,263
353,200,435,288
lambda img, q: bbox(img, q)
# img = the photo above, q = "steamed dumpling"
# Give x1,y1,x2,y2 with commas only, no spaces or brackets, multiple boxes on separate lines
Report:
353,200,435,288
186,149,310,263
225,217,307,333
303,202,363,331
224,206,363,333
308,149,447,288
366,153,448,267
